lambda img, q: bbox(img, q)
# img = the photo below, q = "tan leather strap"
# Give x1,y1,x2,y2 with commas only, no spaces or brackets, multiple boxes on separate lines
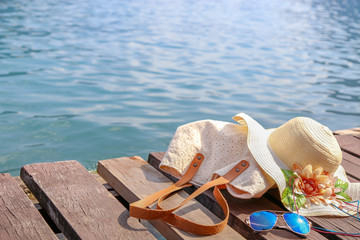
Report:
157,160,250,235
157,176,229,212
130,154,250,236
129,153,204,220
160,180,229,235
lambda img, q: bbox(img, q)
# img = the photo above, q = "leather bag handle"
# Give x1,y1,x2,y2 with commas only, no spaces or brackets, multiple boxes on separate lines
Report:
129,153,249,236
129,153,205,219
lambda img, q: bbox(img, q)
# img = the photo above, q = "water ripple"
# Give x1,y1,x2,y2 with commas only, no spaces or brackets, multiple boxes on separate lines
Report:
32,114,80,120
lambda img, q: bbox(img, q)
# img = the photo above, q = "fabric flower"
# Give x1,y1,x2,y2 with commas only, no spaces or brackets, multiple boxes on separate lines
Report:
291,163,346,207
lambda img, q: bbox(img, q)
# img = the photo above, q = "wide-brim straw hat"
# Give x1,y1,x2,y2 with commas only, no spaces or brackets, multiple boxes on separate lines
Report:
233,113,360,216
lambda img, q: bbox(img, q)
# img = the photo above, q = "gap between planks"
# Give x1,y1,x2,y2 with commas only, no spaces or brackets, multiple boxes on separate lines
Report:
14,171,161,240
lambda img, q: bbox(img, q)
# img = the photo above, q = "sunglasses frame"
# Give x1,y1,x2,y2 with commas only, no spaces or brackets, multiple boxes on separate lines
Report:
245,210,312,236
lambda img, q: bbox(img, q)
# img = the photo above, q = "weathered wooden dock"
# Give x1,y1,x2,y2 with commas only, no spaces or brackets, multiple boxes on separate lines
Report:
0,128,359,239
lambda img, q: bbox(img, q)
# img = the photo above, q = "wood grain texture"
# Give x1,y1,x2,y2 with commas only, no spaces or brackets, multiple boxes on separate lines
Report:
148,152,327,240
98,156,244,240
334,128,360,136
21,160,155,240
0,173,57,240
341,151,360,182
335,135,360,158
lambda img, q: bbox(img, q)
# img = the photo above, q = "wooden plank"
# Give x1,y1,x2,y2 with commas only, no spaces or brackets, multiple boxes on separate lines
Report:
341,151,360,182
334,128,360,136
335,135,360,158
148,152,327,240
20,160,155,240
0,173,57,240
98,156,246,240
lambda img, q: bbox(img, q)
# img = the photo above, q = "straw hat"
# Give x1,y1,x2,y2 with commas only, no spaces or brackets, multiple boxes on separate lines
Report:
233,113,360,216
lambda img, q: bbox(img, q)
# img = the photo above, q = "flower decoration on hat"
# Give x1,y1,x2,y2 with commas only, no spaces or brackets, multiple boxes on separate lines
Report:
281,163,352,210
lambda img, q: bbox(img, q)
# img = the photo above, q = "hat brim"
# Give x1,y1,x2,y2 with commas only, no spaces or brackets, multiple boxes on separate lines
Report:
233,113,358,216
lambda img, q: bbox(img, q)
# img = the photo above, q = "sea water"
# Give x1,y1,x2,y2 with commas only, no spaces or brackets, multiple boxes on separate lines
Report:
0,0,359,175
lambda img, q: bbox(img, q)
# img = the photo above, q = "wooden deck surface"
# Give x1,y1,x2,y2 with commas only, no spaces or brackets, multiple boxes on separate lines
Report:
21,160,155,240
0,129,358,239
0,173,57,240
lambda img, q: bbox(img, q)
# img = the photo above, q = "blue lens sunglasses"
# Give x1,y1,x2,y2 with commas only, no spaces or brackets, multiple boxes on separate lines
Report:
245,211,312,236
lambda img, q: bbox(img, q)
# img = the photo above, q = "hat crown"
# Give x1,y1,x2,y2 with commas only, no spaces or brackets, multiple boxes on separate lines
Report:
268,117,342,174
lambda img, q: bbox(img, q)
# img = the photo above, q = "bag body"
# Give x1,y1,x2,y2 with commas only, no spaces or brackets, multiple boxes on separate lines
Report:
160,119,273,198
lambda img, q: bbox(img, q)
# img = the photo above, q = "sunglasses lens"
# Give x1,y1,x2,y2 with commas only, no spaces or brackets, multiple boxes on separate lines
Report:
283,213,310,235
249,211,277,231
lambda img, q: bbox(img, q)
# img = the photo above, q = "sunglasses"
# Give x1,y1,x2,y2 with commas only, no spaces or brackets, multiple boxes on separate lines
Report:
245,211,312,236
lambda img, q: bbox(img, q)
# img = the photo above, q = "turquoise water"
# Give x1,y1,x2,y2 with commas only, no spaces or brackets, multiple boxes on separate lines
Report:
1,0,360,176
